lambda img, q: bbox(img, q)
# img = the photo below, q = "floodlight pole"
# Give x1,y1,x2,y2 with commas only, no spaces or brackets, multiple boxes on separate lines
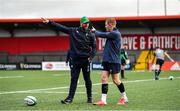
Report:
164,0,167,16
137,0,139,16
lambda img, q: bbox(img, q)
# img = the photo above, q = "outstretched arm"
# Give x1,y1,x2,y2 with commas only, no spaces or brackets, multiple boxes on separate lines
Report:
164,51,174,62
95,31,118,39
41,18,70,34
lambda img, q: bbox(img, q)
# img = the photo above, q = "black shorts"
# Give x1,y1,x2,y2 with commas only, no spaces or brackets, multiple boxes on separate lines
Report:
156,59,164,67
102,62,120,74
121,59,126,66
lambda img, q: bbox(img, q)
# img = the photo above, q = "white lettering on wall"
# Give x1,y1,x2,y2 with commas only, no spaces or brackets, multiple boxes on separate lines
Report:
140,36,145,49
97,35,180,50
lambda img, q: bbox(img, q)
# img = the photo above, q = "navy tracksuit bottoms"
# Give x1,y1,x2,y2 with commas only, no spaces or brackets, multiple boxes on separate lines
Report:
67,58,92,100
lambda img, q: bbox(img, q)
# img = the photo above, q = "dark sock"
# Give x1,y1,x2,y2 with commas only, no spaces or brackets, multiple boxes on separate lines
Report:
155,70,158,77
117,83,125,93
102,84,108,94
157,70,161,76
121,70,124,78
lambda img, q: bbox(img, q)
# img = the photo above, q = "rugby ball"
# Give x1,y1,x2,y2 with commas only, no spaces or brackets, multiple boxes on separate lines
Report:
24,96,37,106
168,76,174,80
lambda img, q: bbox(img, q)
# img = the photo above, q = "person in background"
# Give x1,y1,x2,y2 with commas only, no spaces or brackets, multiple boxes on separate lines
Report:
152,47,174,80
120,44,129,79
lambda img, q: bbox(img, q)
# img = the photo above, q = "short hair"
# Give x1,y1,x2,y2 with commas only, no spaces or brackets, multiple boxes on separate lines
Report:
105,18,116,26
155,46,160,49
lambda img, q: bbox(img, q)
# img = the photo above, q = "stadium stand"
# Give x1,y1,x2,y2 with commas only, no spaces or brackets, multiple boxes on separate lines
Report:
0,52,8,63
8,55,25,63
0,15,180,70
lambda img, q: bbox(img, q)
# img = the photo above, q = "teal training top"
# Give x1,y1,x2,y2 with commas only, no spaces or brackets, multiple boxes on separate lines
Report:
120,49,128,60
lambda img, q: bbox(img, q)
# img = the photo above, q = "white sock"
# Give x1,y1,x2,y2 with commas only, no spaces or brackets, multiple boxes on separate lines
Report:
101,94,107,103
121,92,128,101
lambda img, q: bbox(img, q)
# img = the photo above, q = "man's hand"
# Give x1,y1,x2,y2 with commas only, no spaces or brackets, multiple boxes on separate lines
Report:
91,26,96,32
88,57,92,63
41,17,49,24
170,58,174,62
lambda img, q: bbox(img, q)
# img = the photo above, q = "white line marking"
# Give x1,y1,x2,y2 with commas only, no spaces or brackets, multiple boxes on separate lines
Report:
53,74,69,76
123,77,174,83
0,77,179,95
0,83,101,95
0,76,24,79
4,91,98,94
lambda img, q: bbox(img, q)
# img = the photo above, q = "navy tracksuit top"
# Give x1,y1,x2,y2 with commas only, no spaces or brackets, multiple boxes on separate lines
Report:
48,21,96,59
95,28,121,64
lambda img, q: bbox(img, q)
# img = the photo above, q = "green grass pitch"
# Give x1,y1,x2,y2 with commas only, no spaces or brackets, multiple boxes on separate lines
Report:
0,70,180,110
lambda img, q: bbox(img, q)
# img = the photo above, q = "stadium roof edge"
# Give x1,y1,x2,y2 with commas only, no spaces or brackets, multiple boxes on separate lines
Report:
0,15,180,23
